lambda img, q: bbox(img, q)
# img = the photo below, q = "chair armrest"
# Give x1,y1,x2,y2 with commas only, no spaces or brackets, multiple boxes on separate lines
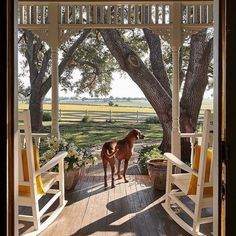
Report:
32,133,50,138
20,132,49,138
164,152,198,176
180,132,203,138
36,151,67,175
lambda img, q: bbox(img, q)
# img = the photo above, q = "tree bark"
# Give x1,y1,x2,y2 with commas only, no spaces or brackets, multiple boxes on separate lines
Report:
100,29,172,152
100,29,213,162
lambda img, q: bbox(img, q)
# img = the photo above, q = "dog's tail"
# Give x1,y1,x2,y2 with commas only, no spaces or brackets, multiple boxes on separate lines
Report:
102,148,119,159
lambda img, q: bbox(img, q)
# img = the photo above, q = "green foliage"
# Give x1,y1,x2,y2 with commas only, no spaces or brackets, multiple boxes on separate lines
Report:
42,112,52,121
81,115,92,122
42,136,97,171
108,101,114,106
138,145,164,175
145,116,160,124
61,30,118,97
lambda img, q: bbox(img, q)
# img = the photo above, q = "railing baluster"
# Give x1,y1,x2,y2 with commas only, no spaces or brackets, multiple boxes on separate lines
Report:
148,4,152,24
202,4,206,24
128,5,131,24
20,6,24,24
27,5,31,24
86,5,90,24
155,4,159,24
93,6,97,24
141,5,145,24
193,4,197,24
162,5,166,24
208,4,213,23
65,5,69,24
41,6,45,24
32,6,37,24
107,5,111,24
79,5,82,24
100,5,104,24
72,6,76,24
135,4,138,24
186,5,189,24
121,5,124,24
114,5,118,24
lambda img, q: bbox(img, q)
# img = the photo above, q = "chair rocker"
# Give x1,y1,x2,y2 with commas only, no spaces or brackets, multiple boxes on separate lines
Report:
162,109,214,236
18,110,68,235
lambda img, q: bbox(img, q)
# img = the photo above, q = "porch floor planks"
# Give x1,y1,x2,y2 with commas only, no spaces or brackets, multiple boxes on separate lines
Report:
23,173,196,236
19,174,197,236
42,175,93,236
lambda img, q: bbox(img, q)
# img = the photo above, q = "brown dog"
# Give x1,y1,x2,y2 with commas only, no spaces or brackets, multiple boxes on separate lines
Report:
101,129,144,188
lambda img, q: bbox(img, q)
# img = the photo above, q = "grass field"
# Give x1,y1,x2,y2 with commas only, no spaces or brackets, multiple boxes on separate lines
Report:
19,98,213,113
21,98,213,151
39,121,162,152
19,103,155,113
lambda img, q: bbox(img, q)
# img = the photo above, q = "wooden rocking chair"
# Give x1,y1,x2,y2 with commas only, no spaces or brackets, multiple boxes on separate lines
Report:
18,110,68,235
162,109,214,236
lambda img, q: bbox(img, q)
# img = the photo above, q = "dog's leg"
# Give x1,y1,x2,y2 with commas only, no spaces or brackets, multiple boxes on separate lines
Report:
109,158,115,188
117,159,122,179
103,160,108,188
123,160,129,183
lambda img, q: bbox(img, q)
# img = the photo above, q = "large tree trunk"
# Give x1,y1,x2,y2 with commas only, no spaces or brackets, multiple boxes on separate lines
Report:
179,31,213,162
29,92,44,131
100,29,213,162
100,29,173,153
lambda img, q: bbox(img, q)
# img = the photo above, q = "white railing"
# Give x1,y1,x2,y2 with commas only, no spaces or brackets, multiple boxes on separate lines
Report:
58,4,171,25
18,4,49,25
18,1,213,28
182,2,213,25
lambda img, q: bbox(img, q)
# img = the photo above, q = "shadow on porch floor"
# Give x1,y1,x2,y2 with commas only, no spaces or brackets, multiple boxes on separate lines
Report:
19,146,212,236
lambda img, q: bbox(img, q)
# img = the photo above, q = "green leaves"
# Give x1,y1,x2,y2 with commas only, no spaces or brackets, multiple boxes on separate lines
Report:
137,145,164,175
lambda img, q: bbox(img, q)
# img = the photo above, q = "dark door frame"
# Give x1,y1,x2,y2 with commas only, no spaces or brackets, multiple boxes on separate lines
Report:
0,0,17,235
1,0,236,235
225,0,236,235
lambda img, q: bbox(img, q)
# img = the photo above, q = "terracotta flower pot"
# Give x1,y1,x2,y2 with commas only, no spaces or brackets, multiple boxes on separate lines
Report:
147,159,167,191
64,166,86,191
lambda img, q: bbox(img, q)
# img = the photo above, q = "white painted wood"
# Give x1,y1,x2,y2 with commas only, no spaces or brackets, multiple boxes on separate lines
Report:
107,5,111,24
212,1,219,234
18,110,68,235
162,110,214,236
163,5,166,24
51,47,60,138
79,5,82,23
27,5,31,24
180,132,203,166
128,5,131,24
100,5,104,24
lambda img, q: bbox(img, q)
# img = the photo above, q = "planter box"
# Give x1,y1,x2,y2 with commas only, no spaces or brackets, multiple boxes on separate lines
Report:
64,166,86,191
147,159,167,191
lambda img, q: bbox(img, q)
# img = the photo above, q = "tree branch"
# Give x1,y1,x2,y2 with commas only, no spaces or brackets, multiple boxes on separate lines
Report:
143,28,171,96
40,29,91,96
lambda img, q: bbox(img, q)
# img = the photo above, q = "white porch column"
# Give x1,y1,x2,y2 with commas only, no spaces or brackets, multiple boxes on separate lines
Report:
51,47,60,138
48,3,60,138
171,2,182,158
171,46,181,158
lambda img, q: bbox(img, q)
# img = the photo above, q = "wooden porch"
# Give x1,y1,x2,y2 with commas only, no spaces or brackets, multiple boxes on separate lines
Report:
19,150,213,236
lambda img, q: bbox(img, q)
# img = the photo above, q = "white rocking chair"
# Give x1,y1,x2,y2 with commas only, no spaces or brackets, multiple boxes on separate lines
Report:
18,110,68,235
162,109,214,236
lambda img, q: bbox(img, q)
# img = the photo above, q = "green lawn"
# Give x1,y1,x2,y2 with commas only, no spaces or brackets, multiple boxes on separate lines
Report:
41,121,162,149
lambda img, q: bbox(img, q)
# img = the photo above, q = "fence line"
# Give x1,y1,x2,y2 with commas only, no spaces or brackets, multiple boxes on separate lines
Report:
57,109,157,123
19,108,205,124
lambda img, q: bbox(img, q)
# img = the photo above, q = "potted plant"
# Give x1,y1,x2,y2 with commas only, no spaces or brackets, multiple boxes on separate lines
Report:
42,136,97,191
138,145,167,190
